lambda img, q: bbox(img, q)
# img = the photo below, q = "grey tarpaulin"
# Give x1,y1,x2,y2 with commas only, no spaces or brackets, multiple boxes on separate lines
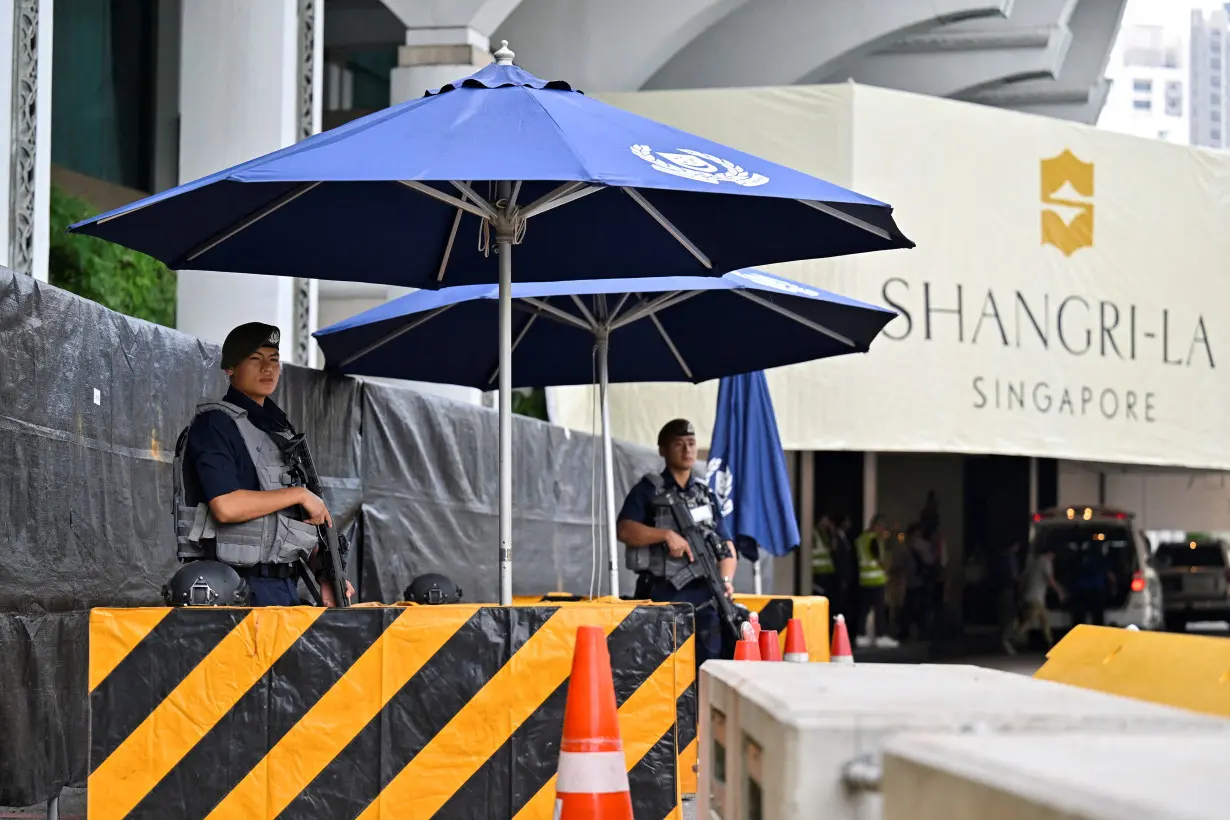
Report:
0,612,89,808
0,268,674,805
358,383,661,603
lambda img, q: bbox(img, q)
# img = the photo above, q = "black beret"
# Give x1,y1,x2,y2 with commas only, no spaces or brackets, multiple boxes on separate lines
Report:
220,322,281,370
657,418,695,446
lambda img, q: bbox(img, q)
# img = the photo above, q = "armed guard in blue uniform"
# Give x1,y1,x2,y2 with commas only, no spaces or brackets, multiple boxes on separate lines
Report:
617,419,738,670
172,322,354,607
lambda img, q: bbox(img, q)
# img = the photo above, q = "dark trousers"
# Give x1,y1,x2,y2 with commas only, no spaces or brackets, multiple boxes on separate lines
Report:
899,586,933,641
640,575,723,674
814,572,845,618
858,585,887,638
1069,588,1106,627
246,576,300,606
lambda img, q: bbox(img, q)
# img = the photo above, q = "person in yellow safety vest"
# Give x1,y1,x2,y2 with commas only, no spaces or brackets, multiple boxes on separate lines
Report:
855,514,898,649
812,515,836,588
814,514,856,623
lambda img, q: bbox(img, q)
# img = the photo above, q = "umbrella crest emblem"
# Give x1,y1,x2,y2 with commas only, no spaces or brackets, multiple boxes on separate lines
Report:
706,457,736,517
631,145,770,187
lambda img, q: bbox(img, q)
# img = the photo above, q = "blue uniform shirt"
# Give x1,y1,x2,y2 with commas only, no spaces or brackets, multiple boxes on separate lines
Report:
617,468,732,543
182,387,293,507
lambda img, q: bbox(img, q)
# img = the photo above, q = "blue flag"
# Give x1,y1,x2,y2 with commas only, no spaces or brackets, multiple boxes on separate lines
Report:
706,371,800,558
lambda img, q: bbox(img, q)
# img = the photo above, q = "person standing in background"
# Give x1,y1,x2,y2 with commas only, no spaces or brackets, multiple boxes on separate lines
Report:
993,540,1022,654
812,514,838,597
1015,545,1064,649
854,514,898,648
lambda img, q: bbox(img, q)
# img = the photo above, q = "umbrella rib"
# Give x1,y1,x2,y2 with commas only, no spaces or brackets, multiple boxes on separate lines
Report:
622,189,712,269
337,303,456,368
648,312,694,380
610,290,698,331
450,181,499,218
437,207,463,282
519,297,592,331
486,312,539,386
568,295,599,329
520,183,603,219
519,181,582,217
398,180,492,220
182,182,321,263
734,290,857,347
607,293,632,325
799,200,892,241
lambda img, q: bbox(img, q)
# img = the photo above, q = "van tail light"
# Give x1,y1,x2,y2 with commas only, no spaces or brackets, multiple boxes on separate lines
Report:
1130,570,1145,593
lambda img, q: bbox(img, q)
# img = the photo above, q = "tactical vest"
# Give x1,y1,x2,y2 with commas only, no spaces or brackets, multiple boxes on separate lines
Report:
172,400,320,568
812,527,836,575
625,472,723,589
855,530,887,588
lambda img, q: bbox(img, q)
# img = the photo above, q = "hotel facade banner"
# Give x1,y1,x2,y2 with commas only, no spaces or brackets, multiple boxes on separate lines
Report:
550,84,1230,470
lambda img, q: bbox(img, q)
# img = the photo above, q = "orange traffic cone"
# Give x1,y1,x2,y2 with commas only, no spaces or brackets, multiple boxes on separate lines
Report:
734,638,761,660
555,625,634,820
830,614,854,664
758,629,782,661
783,618,809,663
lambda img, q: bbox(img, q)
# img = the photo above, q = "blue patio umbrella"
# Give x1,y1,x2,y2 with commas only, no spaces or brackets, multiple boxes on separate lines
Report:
314,268,895,596
707,371,801,593
69,42,912,603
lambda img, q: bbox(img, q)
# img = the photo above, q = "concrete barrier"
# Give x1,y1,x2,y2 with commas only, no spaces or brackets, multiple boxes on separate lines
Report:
883,732,1230,820
1035,624,1230,719
697,661,1230,820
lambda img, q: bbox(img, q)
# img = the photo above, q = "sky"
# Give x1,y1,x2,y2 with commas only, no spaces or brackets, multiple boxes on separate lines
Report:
1121,0,1225,28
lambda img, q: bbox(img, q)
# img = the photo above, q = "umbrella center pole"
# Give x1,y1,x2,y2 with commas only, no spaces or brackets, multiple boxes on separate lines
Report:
595,328,620,599
496,188,516,606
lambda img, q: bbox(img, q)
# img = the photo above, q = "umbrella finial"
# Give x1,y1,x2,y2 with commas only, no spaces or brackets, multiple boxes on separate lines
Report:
494,40,515,65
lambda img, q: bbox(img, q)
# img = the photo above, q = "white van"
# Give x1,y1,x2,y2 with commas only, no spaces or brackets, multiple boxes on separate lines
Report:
1027,505,1163,632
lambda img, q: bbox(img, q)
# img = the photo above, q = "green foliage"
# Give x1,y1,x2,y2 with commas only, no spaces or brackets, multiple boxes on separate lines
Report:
512,387,548,420
47,183,176,327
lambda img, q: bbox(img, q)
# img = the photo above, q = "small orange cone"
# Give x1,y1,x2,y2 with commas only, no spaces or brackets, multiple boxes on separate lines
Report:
734,638,761,660
783,618,809,663
830,614,854,664
734,621,761,660
555,625,634,820
758,629,782,661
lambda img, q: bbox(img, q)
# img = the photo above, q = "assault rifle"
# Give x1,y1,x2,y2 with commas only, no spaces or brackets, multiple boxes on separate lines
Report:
661,488,746,644
280,433,350,608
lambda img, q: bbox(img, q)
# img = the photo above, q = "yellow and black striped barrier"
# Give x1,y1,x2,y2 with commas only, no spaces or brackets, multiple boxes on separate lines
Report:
88,602,692,819
508,592,829,799
733,594,831,664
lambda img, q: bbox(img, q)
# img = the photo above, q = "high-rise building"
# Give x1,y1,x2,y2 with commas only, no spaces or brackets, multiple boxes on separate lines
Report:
1190,5,1230,147
1098,20,1190,144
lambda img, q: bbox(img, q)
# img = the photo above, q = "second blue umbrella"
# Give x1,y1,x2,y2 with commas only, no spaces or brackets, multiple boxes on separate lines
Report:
315,268,895,596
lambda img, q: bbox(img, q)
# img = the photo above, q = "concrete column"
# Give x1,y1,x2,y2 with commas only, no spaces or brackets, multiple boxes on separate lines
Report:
151,0,181,193
390,27,489,103
1028,456,1039,514
798,450,816,596
863,451,878,525
0,0,53,281
175,0,321,362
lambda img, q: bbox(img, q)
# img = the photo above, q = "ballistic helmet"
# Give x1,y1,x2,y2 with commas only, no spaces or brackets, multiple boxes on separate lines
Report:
163,560,250,606
404,573,462,605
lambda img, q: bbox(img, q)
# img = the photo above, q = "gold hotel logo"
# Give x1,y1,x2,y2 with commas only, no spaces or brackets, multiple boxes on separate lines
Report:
1040,149,1094,256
